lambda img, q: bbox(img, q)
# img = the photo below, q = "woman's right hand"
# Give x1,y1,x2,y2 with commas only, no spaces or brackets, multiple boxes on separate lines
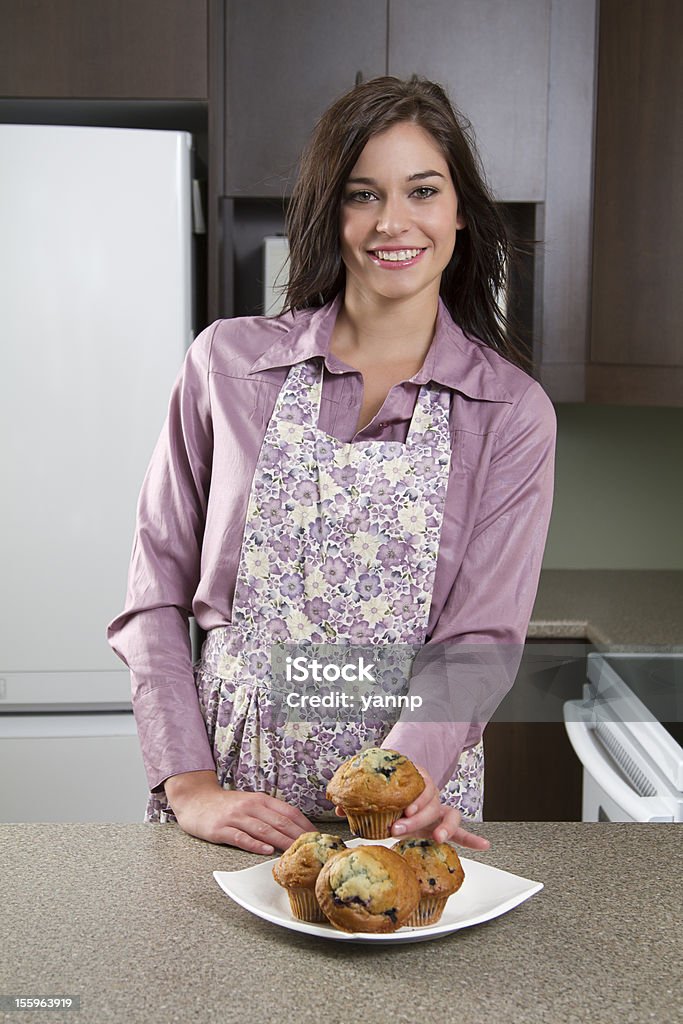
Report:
164,770,315,854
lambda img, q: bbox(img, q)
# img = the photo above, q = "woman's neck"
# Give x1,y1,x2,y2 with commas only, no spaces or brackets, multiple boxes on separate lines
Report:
332,287,440,368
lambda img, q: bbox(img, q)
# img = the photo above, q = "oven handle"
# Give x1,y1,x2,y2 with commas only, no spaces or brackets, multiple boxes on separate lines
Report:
563,702,673,822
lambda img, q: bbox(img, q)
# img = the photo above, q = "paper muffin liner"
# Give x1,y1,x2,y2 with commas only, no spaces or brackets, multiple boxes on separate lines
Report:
405,895,449,928
286,887,325,922
345,809,402,839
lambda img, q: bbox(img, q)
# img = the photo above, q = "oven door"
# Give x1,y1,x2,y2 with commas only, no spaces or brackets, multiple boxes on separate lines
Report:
564,701,677,822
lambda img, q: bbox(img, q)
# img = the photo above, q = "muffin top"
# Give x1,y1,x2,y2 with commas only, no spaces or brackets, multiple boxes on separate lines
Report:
315,845,420,933
326,747,425,812
392,837,465,898
272,832,347,890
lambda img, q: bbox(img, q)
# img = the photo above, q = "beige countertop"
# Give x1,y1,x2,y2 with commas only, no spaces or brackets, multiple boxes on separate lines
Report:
529,569,683,647
2,822,682,1024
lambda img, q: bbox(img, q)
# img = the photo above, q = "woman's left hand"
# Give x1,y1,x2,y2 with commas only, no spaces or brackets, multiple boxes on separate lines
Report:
389,764,490,851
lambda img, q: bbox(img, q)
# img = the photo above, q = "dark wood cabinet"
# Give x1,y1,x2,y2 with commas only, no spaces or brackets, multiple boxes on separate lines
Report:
484,722,583,821
215,0,598,358
5,1,680,404
483,640,587,822
388,0,550,202
222,0,386,196
389,0,598,402
222,0,554,201
0,0,208,99
533,0,598,404
587,0,683,405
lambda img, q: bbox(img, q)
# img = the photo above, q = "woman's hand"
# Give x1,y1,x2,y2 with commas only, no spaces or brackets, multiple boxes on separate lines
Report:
336,764,490,851
390,764,490,850
165,770,315,854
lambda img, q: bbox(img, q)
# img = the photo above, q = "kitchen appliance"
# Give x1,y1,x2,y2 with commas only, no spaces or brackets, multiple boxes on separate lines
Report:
0,124,195,821
564,652,683,822
263,234,289,316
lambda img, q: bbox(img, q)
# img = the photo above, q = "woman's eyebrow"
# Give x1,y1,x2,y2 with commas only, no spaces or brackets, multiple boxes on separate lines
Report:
346,170,446,185
408,170,445,181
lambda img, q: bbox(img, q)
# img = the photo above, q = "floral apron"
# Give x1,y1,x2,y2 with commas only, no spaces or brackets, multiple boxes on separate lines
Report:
146,358,484,823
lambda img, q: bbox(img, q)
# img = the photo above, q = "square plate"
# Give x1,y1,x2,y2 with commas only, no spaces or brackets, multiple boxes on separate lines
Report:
213,838,543,944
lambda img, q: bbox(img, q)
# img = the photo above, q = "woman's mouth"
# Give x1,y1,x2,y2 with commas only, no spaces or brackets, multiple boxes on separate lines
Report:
367,247,427,268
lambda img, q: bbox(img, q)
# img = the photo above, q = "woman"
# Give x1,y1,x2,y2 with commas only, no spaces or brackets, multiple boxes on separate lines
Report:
107,76,556,855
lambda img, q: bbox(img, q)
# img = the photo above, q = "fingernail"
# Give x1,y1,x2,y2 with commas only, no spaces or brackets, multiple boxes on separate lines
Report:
436,829,447,842
393,824,405,835
262,845,274,854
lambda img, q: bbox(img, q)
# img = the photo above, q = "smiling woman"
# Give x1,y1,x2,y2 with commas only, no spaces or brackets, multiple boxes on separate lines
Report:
107,75,556,859
331,121,466,406
285,76,524,370
339,123,464,302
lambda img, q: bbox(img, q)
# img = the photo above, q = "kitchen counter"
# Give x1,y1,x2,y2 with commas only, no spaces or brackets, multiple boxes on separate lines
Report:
529,569,683,646
2,822,681,1024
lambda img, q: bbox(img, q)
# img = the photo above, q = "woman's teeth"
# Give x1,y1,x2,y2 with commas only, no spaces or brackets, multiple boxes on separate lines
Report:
371,248,423,261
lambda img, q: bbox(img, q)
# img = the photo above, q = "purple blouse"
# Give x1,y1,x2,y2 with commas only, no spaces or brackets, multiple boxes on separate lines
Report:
107,295,556,793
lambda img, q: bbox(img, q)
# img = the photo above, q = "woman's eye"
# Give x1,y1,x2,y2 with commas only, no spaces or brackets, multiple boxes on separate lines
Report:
347,190,377,203
412,186,438,199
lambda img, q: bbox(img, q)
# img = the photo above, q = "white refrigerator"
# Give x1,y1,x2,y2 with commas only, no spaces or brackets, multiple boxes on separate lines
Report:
0,124,195,821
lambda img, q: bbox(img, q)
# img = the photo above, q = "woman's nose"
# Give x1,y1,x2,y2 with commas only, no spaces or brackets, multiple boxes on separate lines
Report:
375,198,411,237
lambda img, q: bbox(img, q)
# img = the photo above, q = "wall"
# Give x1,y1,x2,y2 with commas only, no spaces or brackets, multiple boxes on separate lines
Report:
543,404,683,569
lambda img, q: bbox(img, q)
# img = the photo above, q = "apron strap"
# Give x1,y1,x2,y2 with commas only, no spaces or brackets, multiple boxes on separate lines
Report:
276,357,451,453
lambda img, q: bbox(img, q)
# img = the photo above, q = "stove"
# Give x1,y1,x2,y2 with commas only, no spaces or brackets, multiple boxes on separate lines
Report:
564,652,683,822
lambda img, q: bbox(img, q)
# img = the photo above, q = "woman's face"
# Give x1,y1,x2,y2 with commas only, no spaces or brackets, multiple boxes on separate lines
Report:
339,121,465,307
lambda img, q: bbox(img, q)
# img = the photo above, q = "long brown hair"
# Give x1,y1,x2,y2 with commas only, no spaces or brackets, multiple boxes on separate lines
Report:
284,75,530,370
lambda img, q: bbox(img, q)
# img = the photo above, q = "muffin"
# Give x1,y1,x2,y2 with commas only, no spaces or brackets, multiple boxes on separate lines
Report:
392,837,465,926
315,845,420,933
326,747,425,839
272,832,347,922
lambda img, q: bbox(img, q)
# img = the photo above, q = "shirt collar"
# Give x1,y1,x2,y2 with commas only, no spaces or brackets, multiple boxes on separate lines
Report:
248,293,514,402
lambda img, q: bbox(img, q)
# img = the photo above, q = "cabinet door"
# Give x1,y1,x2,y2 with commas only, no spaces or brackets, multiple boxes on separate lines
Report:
588,0,683,405
484,723,582,821
388,0,551,201
224,0,386,196
0,0,207,99
483,639,586,822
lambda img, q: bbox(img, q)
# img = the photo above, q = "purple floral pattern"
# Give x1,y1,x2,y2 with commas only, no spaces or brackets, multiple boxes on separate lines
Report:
146,359,485,825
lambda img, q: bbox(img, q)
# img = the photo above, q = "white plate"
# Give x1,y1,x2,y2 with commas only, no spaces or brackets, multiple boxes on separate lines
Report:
213,838,543,944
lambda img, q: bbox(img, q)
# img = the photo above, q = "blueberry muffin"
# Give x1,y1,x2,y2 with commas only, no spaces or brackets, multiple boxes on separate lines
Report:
272,832,347,922
315,845,420,933
392,837,465,925
326,747,425,839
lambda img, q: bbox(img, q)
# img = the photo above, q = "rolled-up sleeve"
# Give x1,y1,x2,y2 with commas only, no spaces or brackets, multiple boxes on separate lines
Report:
383,380,557,789
106,323,218,792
